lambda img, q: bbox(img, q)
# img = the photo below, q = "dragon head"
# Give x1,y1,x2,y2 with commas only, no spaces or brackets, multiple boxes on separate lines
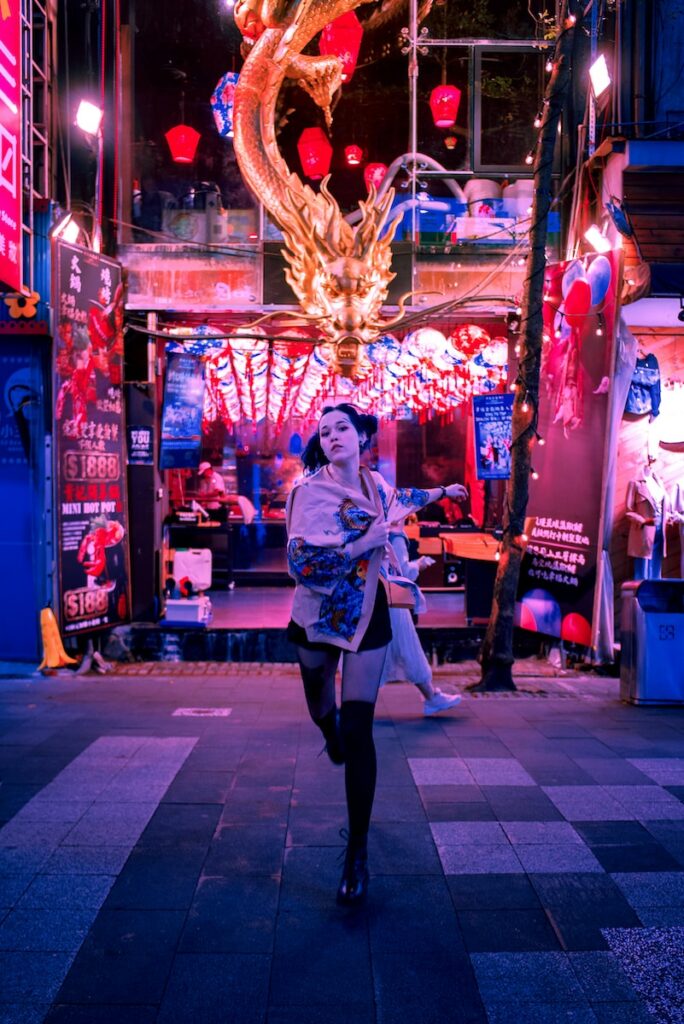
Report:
279,179,399,346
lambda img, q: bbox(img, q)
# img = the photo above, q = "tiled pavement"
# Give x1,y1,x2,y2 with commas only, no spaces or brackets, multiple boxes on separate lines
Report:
0,666,683,1023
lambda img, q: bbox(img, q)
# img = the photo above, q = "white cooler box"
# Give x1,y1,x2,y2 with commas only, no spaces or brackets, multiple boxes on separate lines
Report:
163,596,213,626
172,548,212,591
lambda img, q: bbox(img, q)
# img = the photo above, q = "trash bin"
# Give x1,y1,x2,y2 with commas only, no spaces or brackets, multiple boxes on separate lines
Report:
620,580,684,705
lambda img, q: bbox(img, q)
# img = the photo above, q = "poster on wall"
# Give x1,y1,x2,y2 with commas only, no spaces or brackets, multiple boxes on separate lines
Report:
516,250,621,647
54,241,131,634
0,3,23,291
159,351,205,469
472,393,514,480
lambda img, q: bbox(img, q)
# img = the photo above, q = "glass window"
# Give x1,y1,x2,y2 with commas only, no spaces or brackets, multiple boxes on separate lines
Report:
478,50,543,168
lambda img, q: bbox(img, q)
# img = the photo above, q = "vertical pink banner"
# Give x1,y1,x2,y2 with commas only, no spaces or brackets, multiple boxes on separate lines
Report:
516,251,621,647
0,0,22,291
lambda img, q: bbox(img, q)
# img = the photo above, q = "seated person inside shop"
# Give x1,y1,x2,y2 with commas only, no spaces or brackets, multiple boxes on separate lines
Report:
195,461,227,519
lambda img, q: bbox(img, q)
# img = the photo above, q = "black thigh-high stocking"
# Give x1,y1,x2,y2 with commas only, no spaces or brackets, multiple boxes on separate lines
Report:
296,646,342,760
339,646,386,844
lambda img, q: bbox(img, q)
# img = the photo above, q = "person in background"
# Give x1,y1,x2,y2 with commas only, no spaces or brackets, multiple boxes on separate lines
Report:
380,522,462,715
286,403,467,906
196,461,227,511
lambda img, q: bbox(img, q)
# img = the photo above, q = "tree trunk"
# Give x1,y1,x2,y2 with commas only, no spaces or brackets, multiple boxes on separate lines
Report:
470,1,581,693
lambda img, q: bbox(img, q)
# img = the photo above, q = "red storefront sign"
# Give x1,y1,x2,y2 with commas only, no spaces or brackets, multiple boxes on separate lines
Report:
53,241,132,634
0,1,22,291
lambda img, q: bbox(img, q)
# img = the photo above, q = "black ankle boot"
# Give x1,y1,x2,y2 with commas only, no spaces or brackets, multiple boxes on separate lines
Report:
316,708,345,766
337,834,368,905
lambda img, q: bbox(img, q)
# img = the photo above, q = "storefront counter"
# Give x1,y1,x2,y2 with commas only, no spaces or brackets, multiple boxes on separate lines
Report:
441,531,499,624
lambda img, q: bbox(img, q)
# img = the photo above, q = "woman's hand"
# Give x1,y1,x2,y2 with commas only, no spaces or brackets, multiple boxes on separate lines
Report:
445,483,468,502
363,520,391,551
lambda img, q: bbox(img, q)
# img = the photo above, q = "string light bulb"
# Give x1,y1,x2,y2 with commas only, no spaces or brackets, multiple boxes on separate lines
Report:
531,468,539,480
537,435,546,447
545,58,554,73
525,151,534,166
533,112,543,129
521,397,530,413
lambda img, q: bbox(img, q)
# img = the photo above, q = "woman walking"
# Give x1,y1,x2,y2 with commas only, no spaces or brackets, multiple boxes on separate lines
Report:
286,403,467,905
380,523,462,715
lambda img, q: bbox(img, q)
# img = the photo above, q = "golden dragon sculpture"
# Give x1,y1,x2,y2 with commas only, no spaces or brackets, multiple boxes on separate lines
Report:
232,0,424,367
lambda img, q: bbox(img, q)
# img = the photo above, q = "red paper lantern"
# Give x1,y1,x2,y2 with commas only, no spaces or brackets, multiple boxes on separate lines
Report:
297,127,333,180
345,144,363,166
164,124,201,164
363,162,388,192
429,85,462,128
319,11,363,83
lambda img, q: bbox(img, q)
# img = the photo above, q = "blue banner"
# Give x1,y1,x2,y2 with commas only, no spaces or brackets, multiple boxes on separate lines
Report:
159,351,205,469
472,393,514,480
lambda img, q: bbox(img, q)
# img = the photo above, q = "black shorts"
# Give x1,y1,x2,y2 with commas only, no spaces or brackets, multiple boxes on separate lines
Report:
287,582,392,652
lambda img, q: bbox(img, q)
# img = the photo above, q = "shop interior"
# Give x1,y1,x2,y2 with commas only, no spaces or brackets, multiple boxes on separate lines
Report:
157,319,510,629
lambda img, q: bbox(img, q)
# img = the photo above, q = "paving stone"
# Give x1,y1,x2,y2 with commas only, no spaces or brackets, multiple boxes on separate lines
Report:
179,874,279,953
0,951,76,1002
463,759,536,786
530,874,642,951
514,845,604,874
0,876,33,907
104,844,207,910
270,907,373,1009
589,843,682,873
16,875,114,911
40,847,132,876
422,801,498,822
437,844,524,875
502,823,585,846
430,821,508,846
0,908,94,952
204,822,287,875
471,951,586,1004
484,1005,598,1023
373,950,486,1024
610,872,684,909
626,759,684,785
573,822,654,847
0,1002,53,1024
483,787,565,822
56,909,185,1004
44,1006,158,1024
573,759,654,786
542,788,635,821
407,757,472,785
567,951,641,1003
367,875,465,955
156,953,270,1024
603,926,684,1024
161,770,234,804
447,874,542,911
279,846,346,911
603,786,684,820
369,822,445,875
458,909,561,952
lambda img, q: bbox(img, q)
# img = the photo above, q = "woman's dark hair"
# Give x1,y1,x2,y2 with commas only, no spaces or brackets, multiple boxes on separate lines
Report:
301,403,379,473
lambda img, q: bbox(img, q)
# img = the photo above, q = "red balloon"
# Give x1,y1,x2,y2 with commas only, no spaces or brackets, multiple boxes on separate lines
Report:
560,612,592,646
564,278,592,328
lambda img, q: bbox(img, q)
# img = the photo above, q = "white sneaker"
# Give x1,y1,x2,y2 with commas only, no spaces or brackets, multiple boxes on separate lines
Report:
423,689,462,716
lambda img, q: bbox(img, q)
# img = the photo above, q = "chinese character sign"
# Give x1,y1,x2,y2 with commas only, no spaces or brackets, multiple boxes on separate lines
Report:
516,251,621,647
472,393,514,480
0,1,22,291
53,241,131,635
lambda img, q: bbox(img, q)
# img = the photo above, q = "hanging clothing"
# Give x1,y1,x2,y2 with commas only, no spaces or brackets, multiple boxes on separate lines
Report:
672,482,684,579
624,353,661,417
625,472,670,562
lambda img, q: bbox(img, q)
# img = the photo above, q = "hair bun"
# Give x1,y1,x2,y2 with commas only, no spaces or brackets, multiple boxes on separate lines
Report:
359,413,378,437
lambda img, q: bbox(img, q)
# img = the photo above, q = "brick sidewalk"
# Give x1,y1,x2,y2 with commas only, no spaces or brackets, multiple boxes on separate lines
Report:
0,666,683,1023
